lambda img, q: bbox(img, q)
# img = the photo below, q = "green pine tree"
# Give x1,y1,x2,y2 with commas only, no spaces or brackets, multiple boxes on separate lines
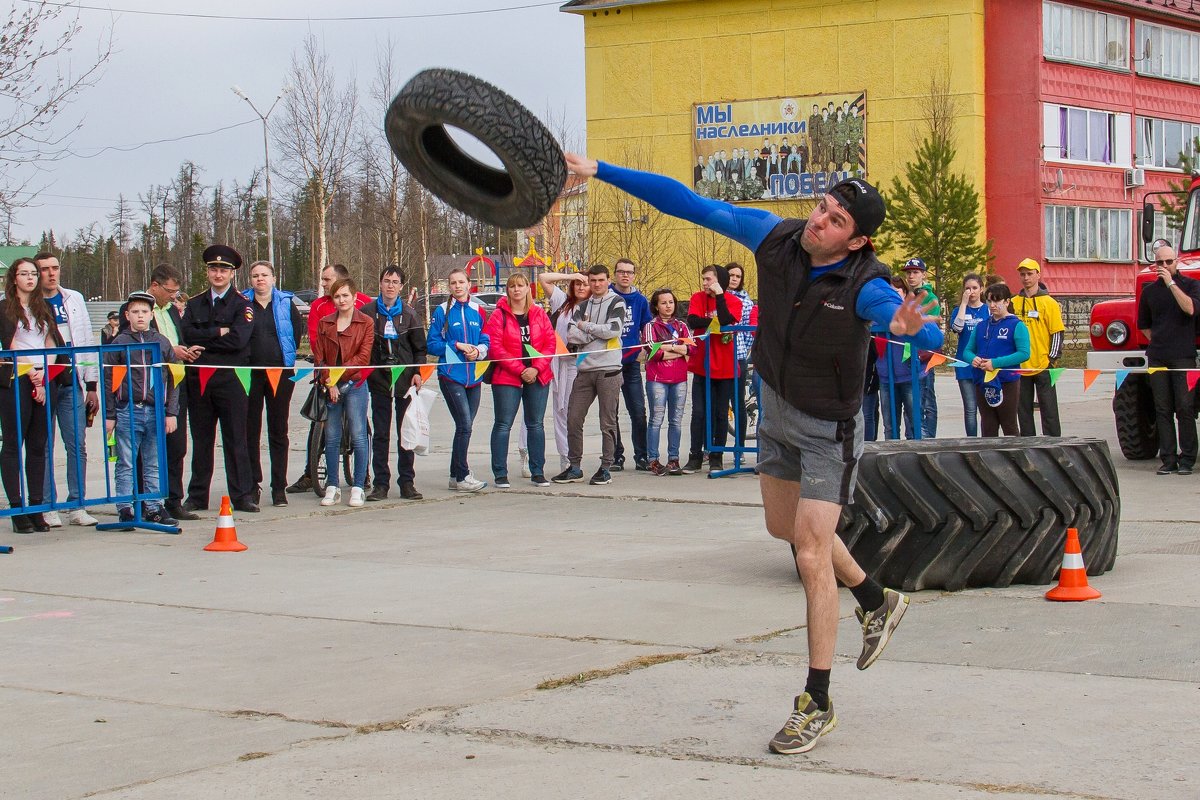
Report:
1154,137,1197,232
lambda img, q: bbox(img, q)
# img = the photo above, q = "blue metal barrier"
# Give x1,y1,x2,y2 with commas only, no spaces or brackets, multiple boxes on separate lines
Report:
703,323,758,478
879,337,925,441
0,342,179,542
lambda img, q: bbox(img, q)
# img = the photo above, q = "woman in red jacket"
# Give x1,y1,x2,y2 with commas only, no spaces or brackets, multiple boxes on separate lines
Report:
484,273,556,488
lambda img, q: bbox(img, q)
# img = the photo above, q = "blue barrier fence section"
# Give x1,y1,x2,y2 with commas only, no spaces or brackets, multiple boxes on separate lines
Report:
704,324,757,478
0,342,179,538
877,338,925,442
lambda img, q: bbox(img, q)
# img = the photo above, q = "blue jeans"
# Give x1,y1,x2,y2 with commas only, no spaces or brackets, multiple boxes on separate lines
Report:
440,377,481,481
881,381,916,440
863,390,880,441
646,380,687,461
613,360,648,465
491,381,550,479
114,403,161,513
920,371,938,438
958,378,979,437
44,381,88,503
324,382,370,489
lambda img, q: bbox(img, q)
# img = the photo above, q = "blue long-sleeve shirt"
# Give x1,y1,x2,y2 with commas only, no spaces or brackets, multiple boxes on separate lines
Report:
594,161,943,353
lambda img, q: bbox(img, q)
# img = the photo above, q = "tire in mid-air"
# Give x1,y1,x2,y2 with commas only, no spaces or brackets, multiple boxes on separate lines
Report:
828,436,1120,592
384,68,566,229
1111,375,1158,460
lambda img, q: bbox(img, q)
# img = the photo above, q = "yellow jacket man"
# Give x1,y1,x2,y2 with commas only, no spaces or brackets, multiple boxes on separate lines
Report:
1011,258,1064,436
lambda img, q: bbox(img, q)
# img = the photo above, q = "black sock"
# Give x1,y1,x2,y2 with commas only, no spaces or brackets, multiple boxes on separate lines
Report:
805,667,831,711
849,576,886,612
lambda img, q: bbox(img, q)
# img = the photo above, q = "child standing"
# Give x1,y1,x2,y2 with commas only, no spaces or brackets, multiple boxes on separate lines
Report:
641,289,692,475
105,291,180,528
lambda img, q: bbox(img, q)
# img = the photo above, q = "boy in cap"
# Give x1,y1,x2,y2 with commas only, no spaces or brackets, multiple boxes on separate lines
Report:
1011,257,1064,437
105,291,180,528
901,257,941,438
564,153,942,754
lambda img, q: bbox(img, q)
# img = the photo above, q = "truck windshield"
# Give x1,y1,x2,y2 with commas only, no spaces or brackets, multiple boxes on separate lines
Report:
1183,189,1200,253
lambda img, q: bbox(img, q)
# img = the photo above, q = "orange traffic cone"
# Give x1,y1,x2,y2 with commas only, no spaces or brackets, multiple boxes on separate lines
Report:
1045,528,1100,601
203,496,247,552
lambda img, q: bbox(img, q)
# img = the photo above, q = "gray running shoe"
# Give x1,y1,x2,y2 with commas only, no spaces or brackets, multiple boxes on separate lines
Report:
768,693,837,755
855,587,910,670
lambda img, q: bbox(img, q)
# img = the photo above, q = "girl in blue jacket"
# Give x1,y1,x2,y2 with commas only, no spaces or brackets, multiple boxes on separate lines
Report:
962,283,1031,437
427,268,491,492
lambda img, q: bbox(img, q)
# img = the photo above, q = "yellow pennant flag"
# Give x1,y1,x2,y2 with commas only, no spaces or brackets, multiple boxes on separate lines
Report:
327,367,345,385
707,316,721,335
1147,367,1167,374
474,360,491,380
15,362,34,377
167,363,185,387
606,336,620,350
983,369,999,383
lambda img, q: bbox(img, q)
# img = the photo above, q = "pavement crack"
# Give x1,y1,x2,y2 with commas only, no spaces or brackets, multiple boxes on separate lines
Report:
535,650,708,690
224,708,354,729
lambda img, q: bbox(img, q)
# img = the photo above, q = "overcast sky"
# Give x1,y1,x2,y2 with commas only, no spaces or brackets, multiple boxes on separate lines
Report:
11,0,585,243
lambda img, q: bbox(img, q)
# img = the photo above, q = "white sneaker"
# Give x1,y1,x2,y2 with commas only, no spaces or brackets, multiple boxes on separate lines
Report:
320,486,341,506
69,509,98,526
348,487,365,507
519,448,531,478
453,473,488,493
43,511,63,528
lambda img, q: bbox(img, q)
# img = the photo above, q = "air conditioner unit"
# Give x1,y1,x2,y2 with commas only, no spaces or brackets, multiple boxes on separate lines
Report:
1125,168,1146,188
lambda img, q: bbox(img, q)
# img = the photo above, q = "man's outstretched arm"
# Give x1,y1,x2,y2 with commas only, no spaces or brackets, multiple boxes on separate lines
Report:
566,153,783,252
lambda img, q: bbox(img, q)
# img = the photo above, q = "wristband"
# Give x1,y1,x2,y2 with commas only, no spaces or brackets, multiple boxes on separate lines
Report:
1168,281,1177,287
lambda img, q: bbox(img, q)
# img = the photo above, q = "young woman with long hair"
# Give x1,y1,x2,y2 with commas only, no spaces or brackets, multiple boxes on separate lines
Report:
538,270,589,471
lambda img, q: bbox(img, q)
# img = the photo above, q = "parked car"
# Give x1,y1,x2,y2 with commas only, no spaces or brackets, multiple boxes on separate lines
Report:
293,289,319,305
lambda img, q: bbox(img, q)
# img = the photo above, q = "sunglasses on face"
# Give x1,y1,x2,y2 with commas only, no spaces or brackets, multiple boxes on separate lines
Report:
1154,259,1176,266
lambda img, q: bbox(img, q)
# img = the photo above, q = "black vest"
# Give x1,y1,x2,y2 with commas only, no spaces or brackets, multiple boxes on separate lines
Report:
752,219,890,421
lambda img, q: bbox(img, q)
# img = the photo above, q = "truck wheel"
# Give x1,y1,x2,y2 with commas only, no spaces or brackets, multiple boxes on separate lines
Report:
832,437,1119,592
384,69,566,229
1112,376,1158,460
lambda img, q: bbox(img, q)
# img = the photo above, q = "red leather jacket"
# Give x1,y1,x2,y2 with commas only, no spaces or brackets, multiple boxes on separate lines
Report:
313,310,374,385
482,297,555,387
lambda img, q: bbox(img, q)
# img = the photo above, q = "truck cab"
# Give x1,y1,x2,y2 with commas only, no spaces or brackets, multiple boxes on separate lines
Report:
1087,174,1200,459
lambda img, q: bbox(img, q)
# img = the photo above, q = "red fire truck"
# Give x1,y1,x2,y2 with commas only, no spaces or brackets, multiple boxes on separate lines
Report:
1088,178,1200,459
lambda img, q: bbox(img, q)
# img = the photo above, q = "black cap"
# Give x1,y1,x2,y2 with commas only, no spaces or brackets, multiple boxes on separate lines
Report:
202,244,242,270
125,291,156,306
106,311,120,320
828,178,886,237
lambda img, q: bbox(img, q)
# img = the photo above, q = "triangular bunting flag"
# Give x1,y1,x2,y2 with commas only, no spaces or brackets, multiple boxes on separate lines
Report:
110,364,127,387
902,342,912,361
326,367,345,386
707,316,721,334
983,369,999,383
1147,367,1167,374
524,344,544,359
444,347,462,364
1115,370,1130,389
46,363,68,383
290,367,314,382
555,334,569,355
681,336,696,348
265,368,282,395
167,363,185,387
474,360,491,380
923,353,948,374
606,336,620,350
647,342,662,360
389,366,405,389
1082,369,1101,391
15,362,34,377
234,367,252,395
418,364,436,383
356,367,375,386
1049,368,1065,386
576,352,588,367
873,336,886,358
1188,371,1200,391
198,366,215,396
947,357,969,368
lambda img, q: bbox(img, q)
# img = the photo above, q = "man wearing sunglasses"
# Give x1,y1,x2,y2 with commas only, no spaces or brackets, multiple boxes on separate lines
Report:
1137,243,1200,475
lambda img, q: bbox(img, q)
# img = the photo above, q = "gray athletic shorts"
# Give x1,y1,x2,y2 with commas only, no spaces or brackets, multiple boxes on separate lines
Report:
755,381,864,505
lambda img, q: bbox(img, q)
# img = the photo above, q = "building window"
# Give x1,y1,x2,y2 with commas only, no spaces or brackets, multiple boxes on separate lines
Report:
1042,104,1131,166
1138,207,1182,261
1135,20,1200,84
1136,116,1200,170
1043,1,1129,70
1045,205,1132,261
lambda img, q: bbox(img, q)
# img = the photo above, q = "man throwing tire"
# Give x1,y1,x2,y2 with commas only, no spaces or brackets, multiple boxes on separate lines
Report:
565,153,942,754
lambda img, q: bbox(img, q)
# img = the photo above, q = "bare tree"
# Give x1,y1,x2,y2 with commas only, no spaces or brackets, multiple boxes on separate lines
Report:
273,35,359,283
0,2,111,217
107,193,133,297
366,37,405,267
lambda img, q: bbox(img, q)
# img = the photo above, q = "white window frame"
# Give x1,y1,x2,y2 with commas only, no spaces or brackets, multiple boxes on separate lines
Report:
1135,115,1200,171
1135,19,1200,85
1042,1,1129,71
1138,207,1182,262
1042,103,1131,167
1044,205,1132,262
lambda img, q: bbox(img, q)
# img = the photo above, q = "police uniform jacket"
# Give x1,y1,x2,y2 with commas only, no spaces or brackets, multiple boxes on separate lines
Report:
180,289,254,366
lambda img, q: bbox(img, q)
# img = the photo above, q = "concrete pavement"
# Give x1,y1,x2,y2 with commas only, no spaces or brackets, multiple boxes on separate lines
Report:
3,373,1197,799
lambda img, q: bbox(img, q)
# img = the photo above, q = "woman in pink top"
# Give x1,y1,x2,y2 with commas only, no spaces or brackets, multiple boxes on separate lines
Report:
641,288,693,476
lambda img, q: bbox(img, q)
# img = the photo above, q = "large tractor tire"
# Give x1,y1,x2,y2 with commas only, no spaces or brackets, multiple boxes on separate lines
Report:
832,437,1119,592
1112,376,1158,460
384,69,566,229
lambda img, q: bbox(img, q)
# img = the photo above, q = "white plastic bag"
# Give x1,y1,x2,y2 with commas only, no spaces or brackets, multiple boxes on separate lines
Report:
401,385,437,456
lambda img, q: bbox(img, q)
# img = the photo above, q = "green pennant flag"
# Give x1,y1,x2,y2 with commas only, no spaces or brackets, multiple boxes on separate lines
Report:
902,342,912,361
1049,367,1065,386
234,367,252,395
389,366,406,389
524,344,543,359
647,342,662,360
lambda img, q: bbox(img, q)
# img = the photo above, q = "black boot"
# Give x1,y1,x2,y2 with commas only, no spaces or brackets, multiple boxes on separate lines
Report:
11,514,34,534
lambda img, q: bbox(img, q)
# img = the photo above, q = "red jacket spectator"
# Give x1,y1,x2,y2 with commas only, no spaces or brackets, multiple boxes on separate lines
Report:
482,296,556,387
686,290,742,379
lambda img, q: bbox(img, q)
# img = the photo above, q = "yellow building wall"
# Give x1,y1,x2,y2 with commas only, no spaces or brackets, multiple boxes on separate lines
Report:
571,0,986,295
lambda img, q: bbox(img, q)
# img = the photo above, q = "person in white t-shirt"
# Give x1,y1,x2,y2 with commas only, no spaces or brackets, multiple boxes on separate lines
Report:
538,271,590,471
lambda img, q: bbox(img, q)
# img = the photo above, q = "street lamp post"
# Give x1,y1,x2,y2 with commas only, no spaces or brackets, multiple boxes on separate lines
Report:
231,85,288,273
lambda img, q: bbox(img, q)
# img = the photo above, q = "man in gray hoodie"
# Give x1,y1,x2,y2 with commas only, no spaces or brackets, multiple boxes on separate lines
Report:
554,264,627,486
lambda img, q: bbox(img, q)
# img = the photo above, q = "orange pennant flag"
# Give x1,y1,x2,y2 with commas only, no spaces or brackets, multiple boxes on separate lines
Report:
1082,369,1101,391
923,352,947,374
110,364,128,389
419,364,436,383
266,368,282,395
198,366,216,395
555,334,569,355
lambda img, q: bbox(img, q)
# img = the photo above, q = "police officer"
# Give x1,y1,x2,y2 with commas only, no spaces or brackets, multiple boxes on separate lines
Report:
180,245,259,513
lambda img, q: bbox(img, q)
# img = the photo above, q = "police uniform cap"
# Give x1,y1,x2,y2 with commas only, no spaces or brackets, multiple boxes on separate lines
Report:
203,244,242,270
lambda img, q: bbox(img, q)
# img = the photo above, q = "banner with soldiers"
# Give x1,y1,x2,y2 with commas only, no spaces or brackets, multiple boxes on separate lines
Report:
692,91,866,202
